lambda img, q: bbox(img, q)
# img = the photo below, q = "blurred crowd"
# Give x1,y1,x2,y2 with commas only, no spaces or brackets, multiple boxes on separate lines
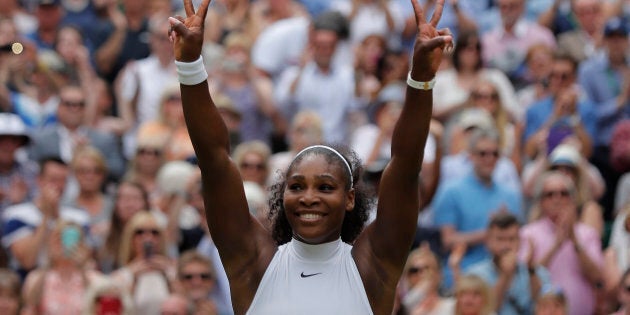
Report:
0,0,630,314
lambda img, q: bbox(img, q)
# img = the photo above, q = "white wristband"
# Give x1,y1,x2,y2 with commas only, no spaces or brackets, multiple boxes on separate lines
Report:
175,56,208,86
407,71,435,90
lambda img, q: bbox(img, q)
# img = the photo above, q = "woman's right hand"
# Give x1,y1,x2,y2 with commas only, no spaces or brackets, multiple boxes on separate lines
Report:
169,0,212,62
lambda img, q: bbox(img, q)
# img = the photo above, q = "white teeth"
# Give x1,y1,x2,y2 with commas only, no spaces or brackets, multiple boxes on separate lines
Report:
300,213,322,220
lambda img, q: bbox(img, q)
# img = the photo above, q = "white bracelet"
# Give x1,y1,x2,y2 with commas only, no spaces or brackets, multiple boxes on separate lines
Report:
175,56,208,86
407,71,435,90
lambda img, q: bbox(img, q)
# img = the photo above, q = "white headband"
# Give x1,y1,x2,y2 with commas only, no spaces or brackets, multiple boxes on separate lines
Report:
293,145,353,188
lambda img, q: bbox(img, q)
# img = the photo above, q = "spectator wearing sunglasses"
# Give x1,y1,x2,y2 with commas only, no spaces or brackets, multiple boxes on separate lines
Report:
433,128,523,289
520,171,603,315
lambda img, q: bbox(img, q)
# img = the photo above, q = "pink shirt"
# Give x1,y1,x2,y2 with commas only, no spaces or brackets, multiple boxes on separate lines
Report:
520,218,603,315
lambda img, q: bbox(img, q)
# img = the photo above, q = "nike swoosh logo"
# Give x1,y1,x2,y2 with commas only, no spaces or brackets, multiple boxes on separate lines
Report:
300,272,322,278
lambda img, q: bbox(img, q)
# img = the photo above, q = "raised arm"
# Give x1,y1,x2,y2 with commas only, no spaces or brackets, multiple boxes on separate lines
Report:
169,0,274,271
352,0,451,311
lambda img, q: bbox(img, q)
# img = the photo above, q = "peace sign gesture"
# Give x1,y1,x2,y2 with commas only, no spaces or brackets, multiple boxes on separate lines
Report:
168,0,212,62
409,0,453,81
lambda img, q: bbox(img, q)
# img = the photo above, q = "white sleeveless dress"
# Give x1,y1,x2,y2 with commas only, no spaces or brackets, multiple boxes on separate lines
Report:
246,238,373,314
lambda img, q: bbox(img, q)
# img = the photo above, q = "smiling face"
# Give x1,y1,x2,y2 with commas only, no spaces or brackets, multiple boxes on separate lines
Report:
283,154,354,244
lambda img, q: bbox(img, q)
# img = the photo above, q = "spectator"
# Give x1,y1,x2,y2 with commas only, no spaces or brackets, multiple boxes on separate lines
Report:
556,0,605,63
92,0,151,83
433,128,523,288
83,276,134,315
21,221,103,315
28,85,126,181
52,25,97,91
210,32,285,148
523,55,597,160
516,44,554,113
0,113,38,213
232,140,272,189
534,289,568,315
274,10,359,143
398,243,455,314
2,157,90,275
27,0,64,51
110,211,175,314
122,134,166,203
467,212,552,315
136,82,195,162
175,250,227,315
522,143,605,234
205,0,253,45
604,208,630,297
160,294,192,315
66,146,114,247
0,0,37,36
433,30,519,122
351,34,388,103
520,171,604,315
98,181,149,273
248,0,309,39
453,274,496,315
0,268,22,315
611,268,630,315
481,0,556,86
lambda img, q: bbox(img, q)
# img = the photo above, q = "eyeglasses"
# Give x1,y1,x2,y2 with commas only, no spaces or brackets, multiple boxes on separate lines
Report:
240,162,265,171
541,189,570,199
180,273,213,281
471,92,499,101
137,148,162,157
407,265,430,276
61,100,86,108
475,149,500,158
134,228,160,237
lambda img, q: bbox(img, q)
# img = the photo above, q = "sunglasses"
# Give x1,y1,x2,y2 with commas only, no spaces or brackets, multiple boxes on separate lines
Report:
407,265,430,276
134,228,160,236
240,162,265,171
542,189,570,199
61,100,86,108
471,92,499,101
550,72,571,81
181,273,213,281
475,149,500,158
137,148,162,156
75,167,104,175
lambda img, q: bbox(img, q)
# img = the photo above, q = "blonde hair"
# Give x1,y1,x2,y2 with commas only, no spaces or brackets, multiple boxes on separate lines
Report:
71,145,108,174
232,140,271,170
469,79,508,151
117,212,166,266
455,274,495,315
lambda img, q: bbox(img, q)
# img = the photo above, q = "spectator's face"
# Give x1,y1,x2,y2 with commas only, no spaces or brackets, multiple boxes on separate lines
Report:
498,0,524,27
573,0,602,34
527,47,553,81
605,33,629,63
486,225,520,257
312,30,338,70
405,255,439,289
539,176,574,224
179,261,215,301
55,27,84,63
116,183,147,223
289,116,322,152
135,146,164,174
36,4,63,31
0,136,23,164
162,93,184,126
39,161,69,196
548,60,575,94
470,83,500,116
470,138,500,182
132,222,162,259
57,87,86,129
457,289,486,315
457,37,481,71
535,296,566,315
238,152,267,186
74,156,106,193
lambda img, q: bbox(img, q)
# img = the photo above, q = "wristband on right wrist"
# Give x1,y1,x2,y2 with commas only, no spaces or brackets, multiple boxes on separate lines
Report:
175,56,208,86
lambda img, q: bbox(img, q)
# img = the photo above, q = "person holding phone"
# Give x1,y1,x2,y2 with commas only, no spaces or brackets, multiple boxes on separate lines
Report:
21,221,102,315
169,0,451,313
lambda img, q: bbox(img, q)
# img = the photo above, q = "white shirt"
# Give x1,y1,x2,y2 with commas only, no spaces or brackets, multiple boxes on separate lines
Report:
247,238,373,314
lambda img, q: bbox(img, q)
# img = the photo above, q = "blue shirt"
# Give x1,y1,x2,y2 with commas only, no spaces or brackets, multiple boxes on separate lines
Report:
433,173,523,269
467,260,553,315
523,95,598,144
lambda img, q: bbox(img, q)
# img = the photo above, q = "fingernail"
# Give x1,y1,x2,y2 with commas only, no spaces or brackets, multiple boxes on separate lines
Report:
168,16,180,24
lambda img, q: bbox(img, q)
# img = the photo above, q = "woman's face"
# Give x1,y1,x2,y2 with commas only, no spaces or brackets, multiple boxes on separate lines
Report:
116,184,147,223
131,222,162,259
239,152,268,186
471,83,500,115
358,35,385,73
283,154,354,244
540,176,575,224
179,261,215,301
457,289,486,315
406,255,439,289
56,27,83,62
458,38,480,71
74,156,105,193
162,93,184,126
135,146,164,174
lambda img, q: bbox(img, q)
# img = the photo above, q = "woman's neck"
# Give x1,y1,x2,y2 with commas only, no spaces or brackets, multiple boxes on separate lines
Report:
77,192,103,215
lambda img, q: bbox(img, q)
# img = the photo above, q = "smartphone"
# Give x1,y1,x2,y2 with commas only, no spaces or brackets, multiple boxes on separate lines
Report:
61,225,81,254
143,241,153,259
96,296,123,315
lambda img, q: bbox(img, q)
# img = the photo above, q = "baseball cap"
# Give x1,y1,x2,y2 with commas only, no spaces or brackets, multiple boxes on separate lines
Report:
604,17,628,37
549,143,580,167
458,108,494,131
0,113,31,146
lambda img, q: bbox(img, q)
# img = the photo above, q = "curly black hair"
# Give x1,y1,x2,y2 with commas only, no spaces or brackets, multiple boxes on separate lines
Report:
267,144,374,245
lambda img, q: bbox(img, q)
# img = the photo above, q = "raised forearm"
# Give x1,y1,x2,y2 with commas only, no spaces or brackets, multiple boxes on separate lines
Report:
95,28,127,75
